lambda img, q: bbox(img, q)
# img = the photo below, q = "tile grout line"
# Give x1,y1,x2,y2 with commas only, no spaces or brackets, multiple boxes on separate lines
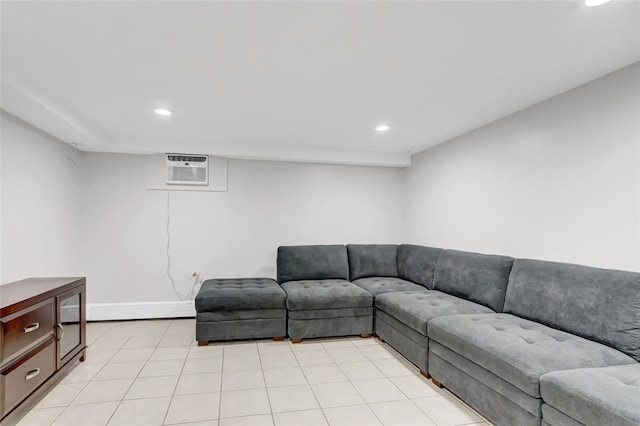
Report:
368,339,455,426
253,343,276,425
216,341,227,425
96,328,141,426
159,319,184,426
337,349,387,426
20,320,493,426
59,324,122,425
296,350,332,426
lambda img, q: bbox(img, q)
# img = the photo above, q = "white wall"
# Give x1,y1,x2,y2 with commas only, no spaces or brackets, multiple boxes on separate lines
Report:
3,61,638,310
405,63,640,271
80,155,405,303
1,111,83,283
0,114,3,281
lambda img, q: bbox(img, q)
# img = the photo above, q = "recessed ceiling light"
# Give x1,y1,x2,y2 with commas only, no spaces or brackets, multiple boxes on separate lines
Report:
376,124,391,132
154,108,172,116
585,0,612,6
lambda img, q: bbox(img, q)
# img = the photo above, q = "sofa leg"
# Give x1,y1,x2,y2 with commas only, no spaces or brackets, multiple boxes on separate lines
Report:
432,378,443,388
273,336,285,341
360,333,372,338
197,340,208,346
291,338,303,343
420,369,431,379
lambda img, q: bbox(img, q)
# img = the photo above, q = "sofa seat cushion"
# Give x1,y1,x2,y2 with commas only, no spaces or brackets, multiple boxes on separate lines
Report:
375,291,494,336
195,278,286,312
540,364,640,426
428,313,637,398
352,277,426,297
281,279,373,311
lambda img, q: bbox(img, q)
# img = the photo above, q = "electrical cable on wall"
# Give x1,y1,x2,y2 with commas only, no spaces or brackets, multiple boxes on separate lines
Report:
166,189,184,301
166,189,204,300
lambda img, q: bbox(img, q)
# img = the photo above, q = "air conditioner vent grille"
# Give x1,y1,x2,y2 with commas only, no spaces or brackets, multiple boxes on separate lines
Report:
166,154,209,186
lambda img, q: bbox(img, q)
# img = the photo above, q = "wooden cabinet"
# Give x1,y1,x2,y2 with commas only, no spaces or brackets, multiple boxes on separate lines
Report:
0,278,86,425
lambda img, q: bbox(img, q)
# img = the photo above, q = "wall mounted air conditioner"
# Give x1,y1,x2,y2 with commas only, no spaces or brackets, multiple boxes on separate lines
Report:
166,154,209,186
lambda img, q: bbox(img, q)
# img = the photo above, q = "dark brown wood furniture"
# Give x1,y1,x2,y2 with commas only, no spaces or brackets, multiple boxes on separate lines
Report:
0,277,86,425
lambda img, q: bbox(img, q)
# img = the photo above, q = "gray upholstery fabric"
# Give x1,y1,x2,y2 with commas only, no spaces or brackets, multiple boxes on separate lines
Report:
281,279,372,310
376,310,429,371
277,245,349,283
429,351,540,426
397,245,443,290
288,313,373,339
196,317,286,342
352,277,426,297
428,313,636,397
540,364,640,426
289,307,372,320
347,244,398,280
375,290,493,336
433,249,513,312
505,259,640,362
197,309,284,322
430,341,541,416
541,404,584,426
195,278,286,311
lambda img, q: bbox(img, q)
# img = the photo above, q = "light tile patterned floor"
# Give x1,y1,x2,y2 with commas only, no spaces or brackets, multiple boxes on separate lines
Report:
11,319,494,426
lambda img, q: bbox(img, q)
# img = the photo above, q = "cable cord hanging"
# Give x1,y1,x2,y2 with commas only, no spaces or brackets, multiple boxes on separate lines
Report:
166,189,186,301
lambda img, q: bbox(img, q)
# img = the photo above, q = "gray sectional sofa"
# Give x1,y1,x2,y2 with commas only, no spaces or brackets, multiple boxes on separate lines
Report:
196,243,640,426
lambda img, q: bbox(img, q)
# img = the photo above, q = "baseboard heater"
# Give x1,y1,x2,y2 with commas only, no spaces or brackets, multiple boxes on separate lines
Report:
87,301,195,321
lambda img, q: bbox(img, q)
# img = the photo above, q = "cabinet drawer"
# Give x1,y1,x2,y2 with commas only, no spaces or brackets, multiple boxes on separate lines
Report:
1,340,55,416
1,300,54,365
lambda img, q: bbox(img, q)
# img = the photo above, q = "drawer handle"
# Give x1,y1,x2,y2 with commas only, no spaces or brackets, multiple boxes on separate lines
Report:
24,323,40,333
57,324,64,341
25,368,41,381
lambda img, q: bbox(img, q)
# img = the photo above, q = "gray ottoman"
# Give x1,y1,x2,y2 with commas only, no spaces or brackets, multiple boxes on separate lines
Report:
195,278,287,344
540,364,640,426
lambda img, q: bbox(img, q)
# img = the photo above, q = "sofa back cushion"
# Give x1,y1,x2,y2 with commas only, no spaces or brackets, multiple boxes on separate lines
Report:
397,245,443,289
433,249,514,312
277,245,349,283
347,244,398,281
504,259,640,362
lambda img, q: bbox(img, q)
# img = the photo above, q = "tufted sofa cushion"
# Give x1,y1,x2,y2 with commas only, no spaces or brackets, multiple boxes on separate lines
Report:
540,364,640,426
195,278,286,312
375,290,494,335
277,245,349,283
505,259,640,362
347,244,398,280
397,245,443,289
428,313,637,398
433,249,513,312
352,277,426,297
281,279,373,311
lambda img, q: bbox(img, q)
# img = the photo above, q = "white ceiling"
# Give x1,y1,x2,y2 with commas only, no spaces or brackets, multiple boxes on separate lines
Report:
1,1,638,167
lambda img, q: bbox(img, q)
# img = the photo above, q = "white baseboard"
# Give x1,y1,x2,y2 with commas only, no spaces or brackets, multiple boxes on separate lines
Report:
87,301,196,321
